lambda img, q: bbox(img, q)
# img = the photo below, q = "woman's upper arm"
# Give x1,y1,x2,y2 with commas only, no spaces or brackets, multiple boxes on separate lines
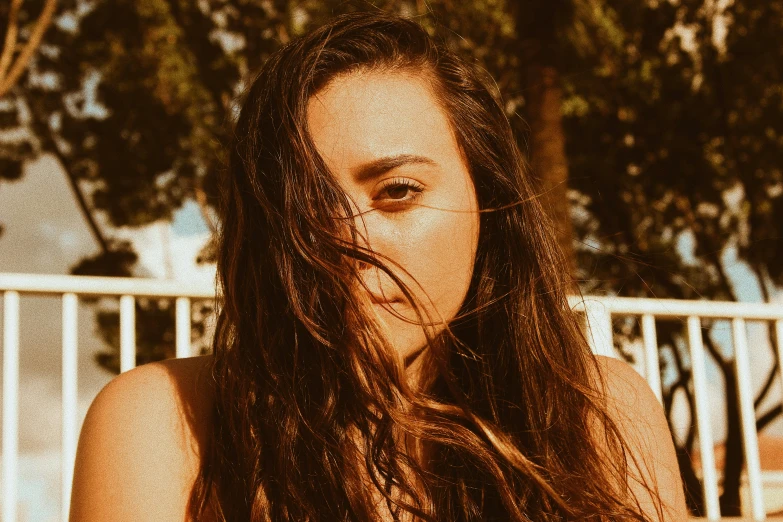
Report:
69,362,199,521
595,355,689,522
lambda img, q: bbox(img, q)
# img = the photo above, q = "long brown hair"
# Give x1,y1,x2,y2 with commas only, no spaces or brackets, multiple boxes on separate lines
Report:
189,10,664,521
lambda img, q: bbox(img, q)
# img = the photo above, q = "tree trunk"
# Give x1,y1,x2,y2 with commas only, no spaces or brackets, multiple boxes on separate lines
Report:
510,0,577,284
524,62,576,281
720,363,743,516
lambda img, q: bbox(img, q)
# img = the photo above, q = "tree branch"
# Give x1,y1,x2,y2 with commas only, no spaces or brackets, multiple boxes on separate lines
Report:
747,262,780,410
757,404,782,433
0,0,58,97
48,137,110,253
0,0,24,82
753,350,779,410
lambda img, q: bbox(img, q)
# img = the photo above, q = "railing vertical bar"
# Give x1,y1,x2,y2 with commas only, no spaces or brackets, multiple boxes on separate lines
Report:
687,315,720,521
3,291,20,522
583,301,615,358
119,295,136,373
175,297,191,358
641,314,663,403
61,293,78,522
732,318,766,521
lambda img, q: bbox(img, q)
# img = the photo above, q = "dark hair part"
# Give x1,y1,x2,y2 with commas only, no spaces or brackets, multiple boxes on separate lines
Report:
189,10,665,521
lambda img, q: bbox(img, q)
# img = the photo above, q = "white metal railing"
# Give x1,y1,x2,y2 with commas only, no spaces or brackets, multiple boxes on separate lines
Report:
0,273,781,521
572,295,783,522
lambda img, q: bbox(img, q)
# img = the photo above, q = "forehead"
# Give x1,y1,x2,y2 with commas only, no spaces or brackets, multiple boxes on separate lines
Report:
306,69,461,177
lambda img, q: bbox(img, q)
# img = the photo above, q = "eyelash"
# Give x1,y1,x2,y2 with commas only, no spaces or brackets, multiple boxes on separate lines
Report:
374,177,424,207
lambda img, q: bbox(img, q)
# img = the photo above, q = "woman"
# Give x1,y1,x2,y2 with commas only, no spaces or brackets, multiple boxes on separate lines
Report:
69,11,687,522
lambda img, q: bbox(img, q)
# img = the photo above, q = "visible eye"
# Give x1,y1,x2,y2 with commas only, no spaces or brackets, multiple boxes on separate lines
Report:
374,177,424,209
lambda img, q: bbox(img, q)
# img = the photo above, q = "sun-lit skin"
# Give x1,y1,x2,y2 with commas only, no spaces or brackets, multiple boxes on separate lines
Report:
306,69,480,378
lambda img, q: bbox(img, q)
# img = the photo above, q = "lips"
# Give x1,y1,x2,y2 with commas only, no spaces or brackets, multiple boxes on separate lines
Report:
368,292,401,304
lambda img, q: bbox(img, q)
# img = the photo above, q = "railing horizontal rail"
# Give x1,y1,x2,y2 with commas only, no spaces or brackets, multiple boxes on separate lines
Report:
569,295,783,320
2,272,782,320
0,272,215,298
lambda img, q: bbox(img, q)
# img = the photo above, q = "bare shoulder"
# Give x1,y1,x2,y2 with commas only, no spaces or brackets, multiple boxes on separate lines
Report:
592,355,688,522
70,354,214,521
593,354,659,413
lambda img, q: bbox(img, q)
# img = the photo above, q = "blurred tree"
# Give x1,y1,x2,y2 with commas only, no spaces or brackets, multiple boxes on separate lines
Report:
561,0,783,515
1,0,782,516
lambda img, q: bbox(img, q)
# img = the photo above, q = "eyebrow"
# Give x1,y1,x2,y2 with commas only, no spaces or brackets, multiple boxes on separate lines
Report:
353,154,438,183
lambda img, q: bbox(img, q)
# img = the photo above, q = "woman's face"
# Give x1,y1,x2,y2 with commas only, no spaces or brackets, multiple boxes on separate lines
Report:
307,69,480,369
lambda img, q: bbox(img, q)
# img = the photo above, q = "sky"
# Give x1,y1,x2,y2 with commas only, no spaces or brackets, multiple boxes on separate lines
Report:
0,152,782,521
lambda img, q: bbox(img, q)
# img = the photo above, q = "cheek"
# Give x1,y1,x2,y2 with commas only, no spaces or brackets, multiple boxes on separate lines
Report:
388,208,478,320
